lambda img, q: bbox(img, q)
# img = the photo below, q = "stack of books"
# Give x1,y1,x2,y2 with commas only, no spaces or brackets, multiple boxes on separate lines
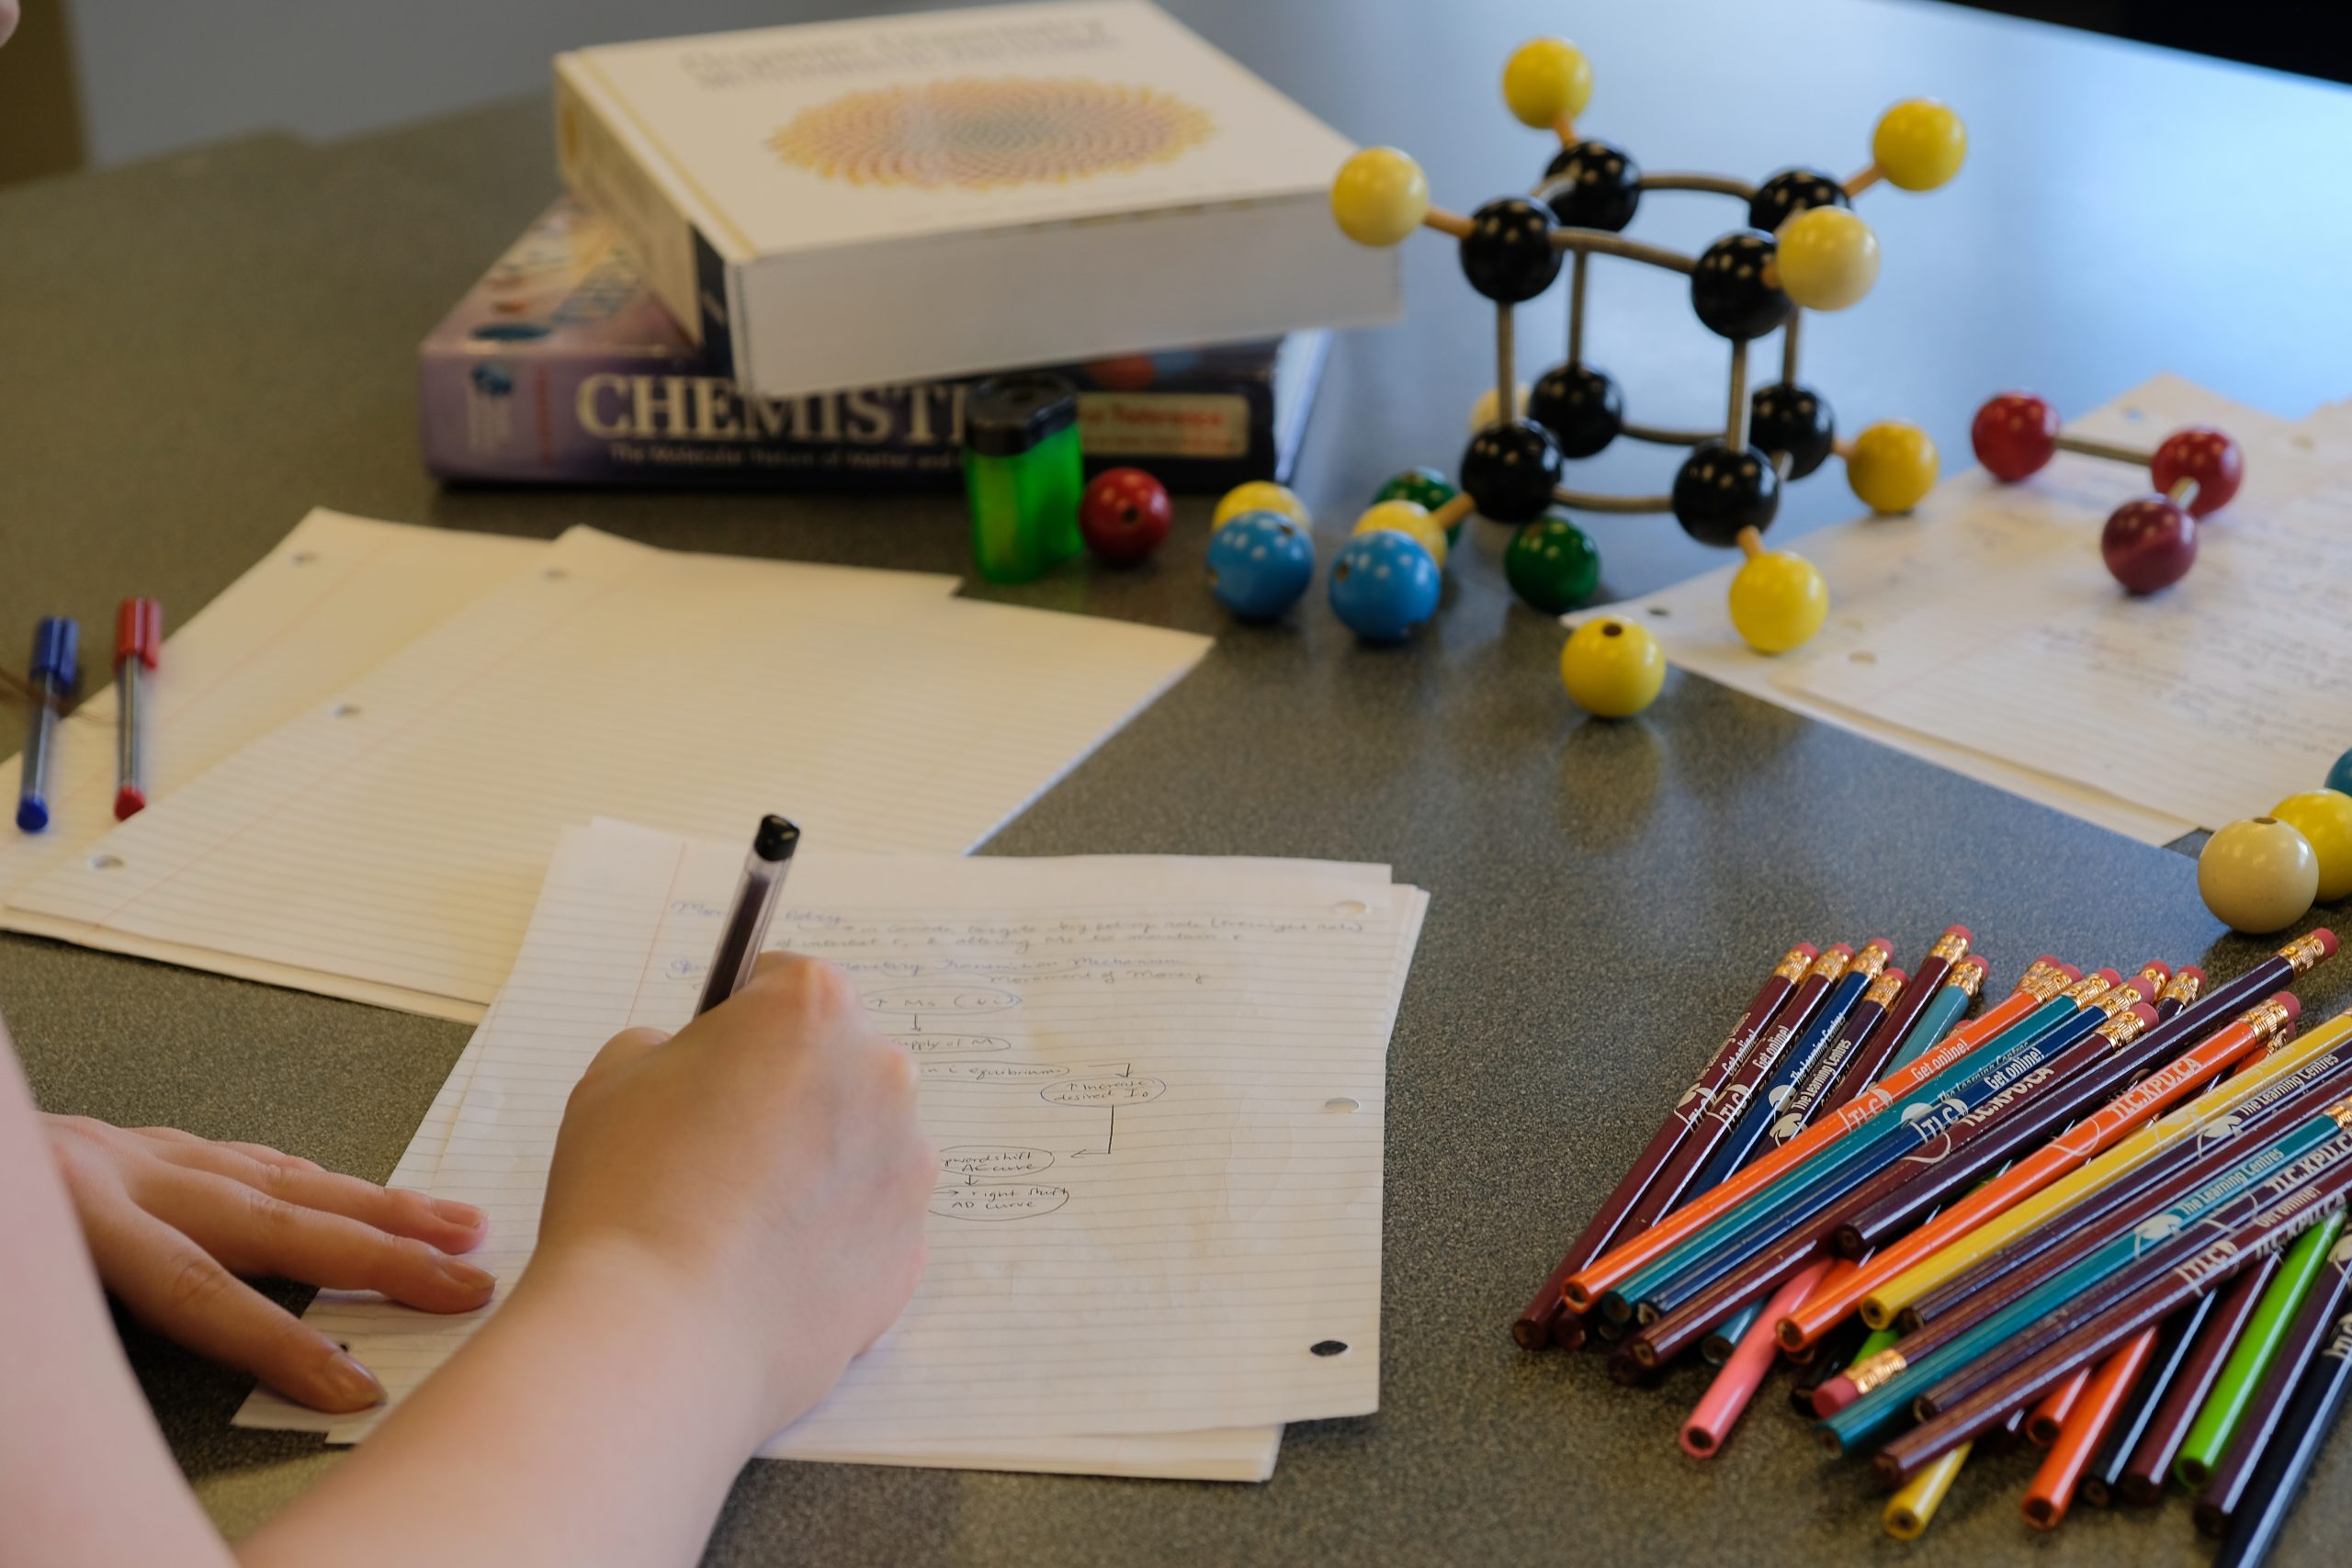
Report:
422,0,1386,491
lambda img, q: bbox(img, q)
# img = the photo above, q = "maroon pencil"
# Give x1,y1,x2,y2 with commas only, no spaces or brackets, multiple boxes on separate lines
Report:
2195,1231,2352,1533
1511,942,1817,1350
1871,1175,2352,1489
1905,1043,2352,1333
1620,944,1852,1234
2120,1256,2283,1502
1820,925,1973,1113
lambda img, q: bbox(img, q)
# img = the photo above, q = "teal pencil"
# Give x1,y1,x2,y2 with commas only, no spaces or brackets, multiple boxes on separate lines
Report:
1885,964,1980,1073
2175,1212,2347,1487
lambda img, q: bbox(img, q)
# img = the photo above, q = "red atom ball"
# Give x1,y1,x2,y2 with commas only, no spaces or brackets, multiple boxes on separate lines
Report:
2150,425,2245,518
1078,467,1173,564
2101,495,2198,594
1972,392,2061,483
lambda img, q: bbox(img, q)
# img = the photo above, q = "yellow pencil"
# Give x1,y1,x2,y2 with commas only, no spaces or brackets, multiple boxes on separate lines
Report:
1883,1443,1971,1538
1860,1005,2352,1327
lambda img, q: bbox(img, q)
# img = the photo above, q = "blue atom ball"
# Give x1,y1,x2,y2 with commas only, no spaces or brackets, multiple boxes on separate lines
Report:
2328,747,2352,799
1329,529,1441,644
1207,511,1315,620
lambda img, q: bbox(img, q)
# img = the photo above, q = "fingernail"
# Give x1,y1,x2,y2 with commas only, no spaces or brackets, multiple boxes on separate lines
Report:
431,1198,485,1229
438,1256,497,1293
321,1352,384,1410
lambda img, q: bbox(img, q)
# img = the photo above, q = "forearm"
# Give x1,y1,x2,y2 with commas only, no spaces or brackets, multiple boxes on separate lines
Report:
237,1243,775,1568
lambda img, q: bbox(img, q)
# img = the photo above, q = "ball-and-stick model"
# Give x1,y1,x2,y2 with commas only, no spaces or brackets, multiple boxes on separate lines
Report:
1329,38,1966,662
1969,392,2245,595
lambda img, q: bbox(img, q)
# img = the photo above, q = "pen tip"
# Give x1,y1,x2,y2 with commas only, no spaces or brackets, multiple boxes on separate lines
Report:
113,786,145,821
15,798,47,832
753,814,801,861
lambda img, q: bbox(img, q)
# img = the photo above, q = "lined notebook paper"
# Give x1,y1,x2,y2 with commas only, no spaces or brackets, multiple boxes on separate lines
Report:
12,529,1205,1017
237,821,1425,1481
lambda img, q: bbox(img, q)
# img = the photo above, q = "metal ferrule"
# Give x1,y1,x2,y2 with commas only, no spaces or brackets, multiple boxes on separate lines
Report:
1846,1348,1907,1395
2280,931,2335,975
2327,1099,2352,1133
1809,947,1854,983
2061,972,2116,1007
1848,943,1891,985
1863,970,1905,1009
1772,946,1815,983
2095,1007,2151,1046
2162,970,2205,1010
2239,998,2296,1046
1946,960,1987,999
1929,930,1971,964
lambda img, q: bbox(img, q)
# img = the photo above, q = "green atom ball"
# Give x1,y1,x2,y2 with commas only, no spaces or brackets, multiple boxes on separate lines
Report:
1505,513,1600,615
1374,467,1462,540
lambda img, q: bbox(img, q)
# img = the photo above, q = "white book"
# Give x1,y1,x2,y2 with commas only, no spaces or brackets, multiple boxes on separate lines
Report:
555,0,1395,398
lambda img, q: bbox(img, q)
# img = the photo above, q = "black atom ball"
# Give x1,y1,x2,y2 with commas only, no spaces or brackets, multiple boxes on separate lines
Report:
1539,139,1641,233
1459,198,1564,304
1528,363,1623,458
1459,420,1566,524
1747,167,1849,235
1690,230,1792,341
1747,383,1836,479
1671,440,1782,547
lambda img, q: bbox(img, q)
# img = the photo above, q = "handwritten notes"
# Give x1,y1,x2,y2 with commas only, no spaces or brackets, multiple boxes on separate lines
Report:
1614,377,2352,840
9,528,1204,1017
236,822,1425,1481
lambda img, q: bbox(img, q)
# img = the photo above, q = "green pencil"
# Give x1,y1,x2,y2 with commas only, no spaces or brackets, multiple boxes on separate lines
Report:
2174,1211,2347,1487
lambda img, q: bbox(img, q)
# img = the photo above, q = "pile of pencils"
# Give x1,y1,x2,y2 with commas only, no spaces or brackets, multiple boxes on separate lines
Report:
1519,925,2352,1556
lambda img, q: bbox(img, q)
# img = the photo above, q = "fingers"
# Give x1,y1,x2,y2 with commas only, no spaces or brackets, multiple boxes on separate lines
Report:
130,1163,496,1314
79,1187,388,1414
584,1023,671,1080
130,1126,320,1175
138,1137,487,1253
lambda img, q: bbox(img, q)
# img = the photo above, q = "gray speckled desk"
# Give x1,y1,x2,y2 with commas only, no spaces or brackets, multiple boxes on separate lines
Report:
4,1,2350,1562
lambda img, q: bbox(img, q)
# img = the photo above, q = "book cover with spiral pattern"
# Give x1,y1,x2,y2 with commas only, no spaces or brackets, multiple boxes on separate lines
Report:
555,1,1394,400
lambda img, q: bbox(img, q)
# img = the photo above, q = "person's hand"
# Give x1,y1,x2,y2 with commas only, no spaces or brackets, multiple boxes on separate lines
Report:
534,952,933,1441
0,0,17,51
44,1118,493,1412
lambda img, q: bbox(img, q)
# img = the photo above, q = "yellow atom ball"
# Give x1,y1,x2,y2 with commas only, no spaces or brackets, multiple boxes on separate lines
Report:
1560,616,1666,718
1331,147,1429,247
1503,38,1592,130
1213,480,1310,531
1775,208,1880,312
2199,817,2319,934
1353,500,1448,570
2272,789,2352,902
1728,551,1829,654
1872,99,1967,192
1848,421,1939,513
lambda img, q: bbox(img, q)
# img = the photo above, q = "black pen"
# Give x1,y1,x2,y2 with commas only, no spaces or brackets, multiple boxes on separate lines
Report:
695,815,800,1015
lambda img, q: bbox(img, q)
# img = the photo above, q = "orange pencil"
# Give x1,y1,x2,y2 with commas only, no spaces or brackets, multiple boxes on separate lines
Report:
1561,960,2071,1313
2023,1337,2156,1529
1774,994,2299,1348
2029,1368,2089,1448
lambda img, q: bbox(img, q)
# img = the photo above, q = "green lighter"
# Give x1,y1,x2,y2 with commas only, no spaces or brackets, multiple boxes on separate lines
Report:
961,372,1085,584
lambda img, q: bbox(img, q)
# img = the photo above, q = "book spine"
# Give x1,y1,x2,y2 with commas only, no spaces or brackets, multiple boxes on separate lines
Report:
418,357,1278,492
553,59,712,348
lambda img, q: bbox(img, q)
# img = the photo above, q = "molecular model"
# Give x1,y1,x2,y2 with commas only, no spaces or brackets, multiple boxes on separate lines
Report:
1325,37,1968,672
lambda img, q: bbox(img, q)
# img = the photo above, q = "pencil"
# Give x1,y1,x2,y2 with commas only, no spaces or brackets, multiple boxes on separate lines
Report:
1511,942,1817,1349
1871,1161,2352,1489
2080,1299,2211,1505
1681,1260,1829,1458
2175,1212,2348,1486
2195,1225,2352,1534
1625,944,1854,1236
1879,953,1988,1077
1627,976,2134,1327
1883,1443,1970,1538
1819,927,1972,1111
2155,964,2209,1022
2021,1337,2153,1529
2208,1269,2352,1568
1762,960,1907,1152
1610,969,2115,1324
1905,1037,2352,1334
2121,1254,2285,1502
1559,958,2078,1314
1813,1101,2352,1448
1792,1316,1873,1416
2027,1367,2089,1448
1702,1298,1764,1366
1780,993,2293,1349
1865,987,2352,1328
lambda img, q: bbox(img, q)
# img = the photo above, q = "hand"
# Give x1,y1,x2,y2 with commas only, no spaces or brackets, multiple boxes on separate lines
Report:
534,952,933,1441
44,1118,493,1412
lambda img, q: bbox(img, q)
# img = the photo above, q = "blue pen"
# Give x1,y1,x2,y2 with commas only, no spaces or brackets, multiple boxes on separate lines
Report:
16,617,78,833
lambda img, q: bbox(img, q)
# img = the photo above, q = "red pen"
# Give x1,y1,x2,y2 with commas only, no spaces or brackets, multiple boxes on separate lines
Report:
113,598,163,819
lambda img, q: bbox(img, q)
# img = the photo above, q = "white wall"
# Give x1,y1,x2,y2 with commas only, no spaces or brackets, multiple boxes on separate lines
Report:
67,0,864,165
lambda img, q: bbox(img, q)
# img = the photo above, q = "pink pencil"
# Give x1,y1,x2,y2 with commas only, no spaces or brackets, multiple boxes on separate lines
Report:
1681,1259,1833,1459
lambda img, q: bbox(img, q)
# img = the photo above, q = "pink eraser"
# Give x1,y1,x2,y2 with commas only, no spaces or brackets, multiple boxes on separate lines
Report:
1866,937,1897,956
1883,967,1909,986
2093,967,2122,987
2055,963,2084,982
2312,929,2340,957
2180,965,2208,986
2129,1003,2158,1029
2034,953,2066,972
1825,942,1855,957
2137,960,2173,984
1792,942,1820,960
1945,924,1974,943
2275,991,2303,1023
1960,954,1990,972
